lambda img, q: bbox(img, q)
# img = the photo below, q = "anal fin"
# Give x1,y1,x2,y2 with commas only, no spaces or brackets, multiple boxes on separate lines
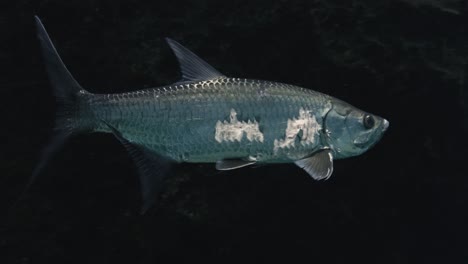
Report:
104,122,173,214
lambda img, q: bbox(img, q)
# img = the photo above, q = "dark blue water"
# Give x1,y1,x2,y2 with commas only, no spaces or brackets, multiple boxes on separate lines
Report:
1,1,467,263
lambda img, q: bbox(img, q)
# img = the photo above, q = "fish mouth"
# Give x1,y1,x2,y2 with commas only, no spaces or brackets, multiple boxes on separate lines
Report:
382,119,389,132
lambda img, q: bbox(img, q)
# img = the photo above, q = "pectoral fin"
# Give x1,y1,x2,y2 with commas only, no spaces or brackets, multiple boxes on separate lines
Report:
216,159,256,170
104,122,173,214
295,150,334,180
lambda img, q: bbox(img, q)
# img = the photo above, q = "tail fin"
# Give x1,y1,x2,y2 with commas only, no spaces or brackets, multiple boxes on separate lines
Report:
35,15,88,120
13,16,90,208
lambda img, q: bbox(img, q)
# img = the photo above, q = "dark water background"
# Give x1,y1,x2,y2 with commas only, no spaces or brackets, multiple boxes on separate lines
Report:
1,0,467,263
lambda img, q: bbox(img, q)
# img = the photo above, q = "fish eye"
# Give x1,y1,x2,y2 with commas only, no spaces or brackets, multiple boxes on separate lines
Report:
363,114,375,129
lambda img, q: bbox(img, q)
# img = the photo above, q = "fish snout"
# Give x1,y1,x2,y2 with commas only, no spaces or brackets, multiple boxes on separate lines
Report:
382,119,389,131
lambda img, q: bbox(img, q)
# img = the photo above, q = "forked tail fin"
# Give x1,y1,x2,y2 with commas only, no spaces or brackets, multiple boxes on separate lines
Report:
13,17,92,208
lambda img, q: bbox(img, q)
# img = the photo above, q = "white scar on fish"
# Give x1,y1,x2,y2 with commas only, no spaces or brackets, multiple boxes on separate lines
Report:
274,108,321,153
215,109,264,143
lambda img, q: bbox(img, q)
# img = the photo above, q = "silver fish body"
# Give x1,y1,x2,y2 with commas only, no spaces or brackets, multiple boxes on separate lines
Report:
32,16,389,212
85,78,331,163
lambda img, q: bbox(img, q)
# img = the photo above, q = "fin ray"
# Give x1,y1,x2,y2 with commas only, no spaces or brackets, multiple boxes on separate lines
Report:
31,16,90,177
216,159,256,170
35,16,85,99
10,132,71,211
104,122,173,214
295,150,334,180
165,38,225,82
14,17,91,210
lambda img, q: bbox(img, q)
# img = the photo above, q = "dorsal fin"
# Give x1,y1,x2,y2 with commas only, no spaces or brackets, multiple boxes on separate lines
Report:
165,38,225,82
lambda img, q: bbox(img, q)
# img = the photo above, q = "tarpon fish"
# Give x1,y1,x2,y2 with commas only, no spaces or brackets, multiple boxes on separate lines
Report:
33,16,389,212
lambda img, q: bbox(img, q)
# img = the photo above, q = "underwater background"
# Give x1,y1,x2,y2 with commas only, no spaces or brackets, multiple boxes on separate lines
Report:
1,0,467,263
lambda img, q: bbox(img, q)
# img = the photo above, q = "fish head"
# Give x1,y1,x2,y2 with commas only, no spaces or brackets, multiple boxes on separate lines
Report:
324,100,389,159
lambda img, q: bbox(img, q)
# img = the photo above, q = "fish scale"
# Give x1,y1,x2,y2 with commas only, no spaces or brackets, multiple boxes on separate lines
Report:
85,78,330,163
